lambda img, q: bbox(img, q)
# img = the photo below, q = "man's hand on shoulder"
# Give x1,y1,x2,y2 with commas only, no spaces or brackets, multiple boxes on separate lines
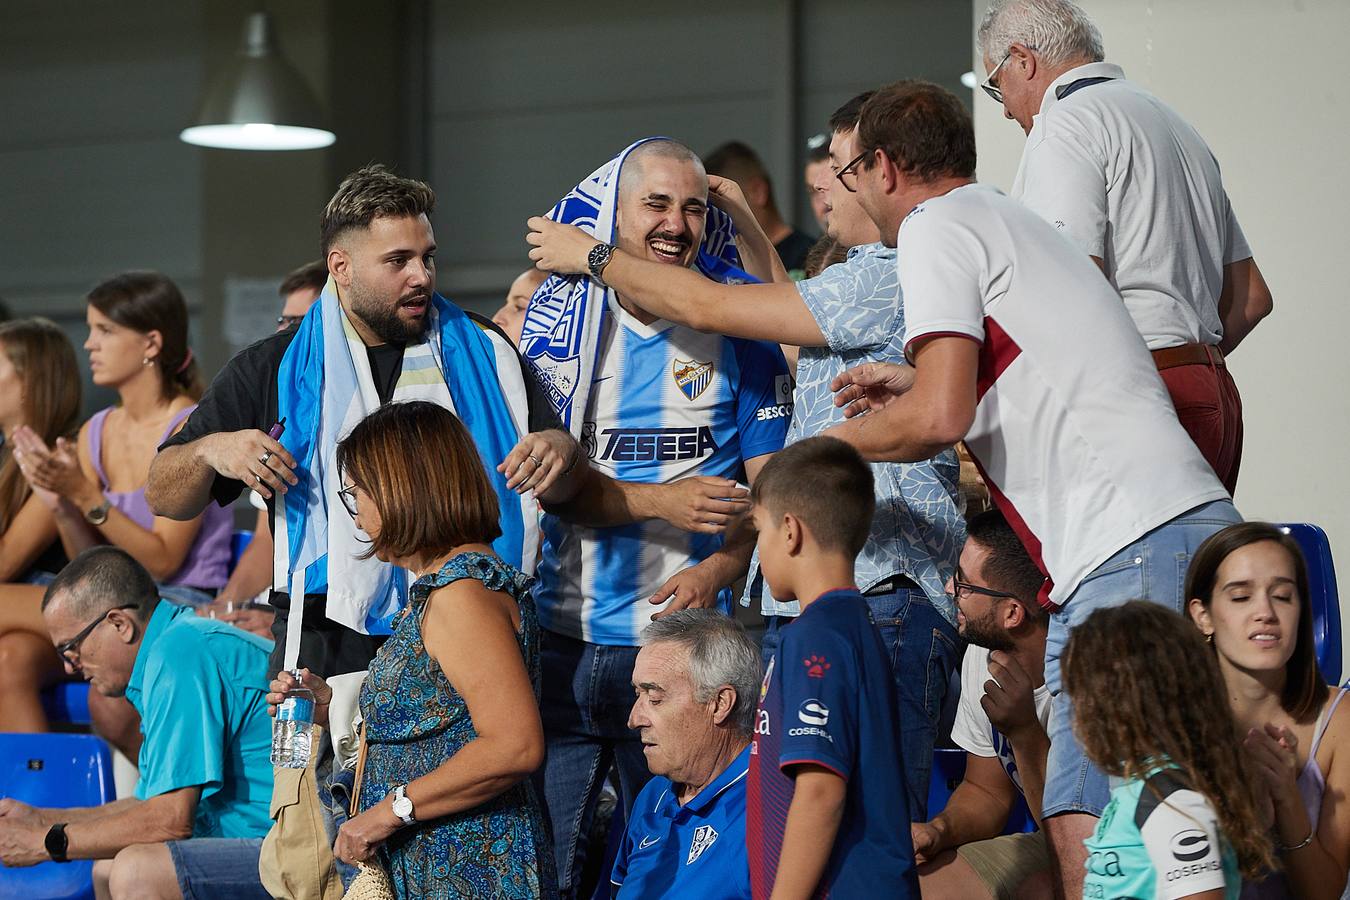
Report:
193,430,297,500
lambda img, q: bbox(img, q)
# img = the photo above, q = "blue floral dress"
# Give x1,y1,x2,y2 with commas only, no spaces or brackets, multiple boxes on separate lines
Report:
357,552,554,898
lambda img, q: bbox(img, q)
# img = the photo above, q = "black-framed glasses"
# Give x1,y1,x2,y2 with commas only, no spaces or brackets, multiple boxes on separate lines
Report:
277,315,304,329
980,47,1033,104
835,150,870,193
951,569,1020,601
338,483,359,519
56,604,137,663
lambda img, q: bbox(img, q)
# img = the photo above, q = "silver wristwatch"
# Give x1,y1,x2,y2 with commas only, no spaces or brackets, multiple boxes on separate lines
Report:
391,784,416,825
587,242,615,282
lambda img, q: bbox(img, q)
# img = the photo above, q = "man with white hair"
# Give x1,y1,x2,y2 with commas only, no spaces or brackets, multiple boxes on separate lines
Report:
977,0,1273,495
612,610,758,899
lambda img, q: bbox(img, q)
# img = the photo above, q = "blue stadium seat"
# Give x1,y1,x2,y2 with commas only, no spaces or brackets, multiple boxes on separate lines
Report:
928,748,1036,834
0,733,115,899
39,682,91,726
229,529,254,572
1279,523,1342,684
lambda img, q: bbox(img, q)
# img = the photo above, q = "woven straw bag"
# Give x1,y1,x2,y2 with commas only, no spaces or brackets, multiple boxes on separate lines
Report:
341,724,396,900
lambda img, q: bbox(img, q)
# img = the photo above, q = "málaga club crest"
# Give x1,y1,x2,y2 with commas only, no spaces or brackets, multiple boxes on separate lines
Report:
673,359,714,401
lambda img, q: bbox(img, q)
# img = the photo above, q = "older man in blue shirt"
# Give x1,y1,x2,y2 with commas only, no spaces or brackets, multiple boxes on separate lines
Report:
0,547,274,900
612,610,759,899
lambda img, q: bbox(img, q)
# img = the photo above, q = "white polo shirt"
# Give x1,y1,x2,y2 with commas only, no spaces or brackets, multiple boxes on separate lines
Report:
1011,62,1252,350
898,183,1228,608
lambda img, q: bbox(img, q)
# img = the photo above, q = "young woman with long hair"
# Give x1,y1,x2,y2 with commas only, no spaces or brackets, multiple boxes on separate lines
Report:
1187,522,1348,899
0,318,81,583
0,272,233,741
1063,600,1274,900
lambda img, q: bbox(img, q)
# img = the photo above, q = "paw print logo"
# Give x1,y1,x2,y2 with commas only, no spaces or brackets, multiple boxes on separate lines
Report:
803,655,830,679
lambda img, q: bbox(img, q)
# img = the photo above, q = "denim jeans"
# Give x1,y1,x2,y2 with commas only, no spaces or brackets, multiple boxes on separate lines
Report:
534,629,651,899
166,838,271,900
762,585,960,821
1041,499,1241,818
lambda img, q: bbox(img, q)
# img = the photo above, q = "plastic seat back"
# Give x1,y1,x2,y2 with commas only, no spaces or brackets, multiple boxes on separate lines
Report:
1279,523,1342,684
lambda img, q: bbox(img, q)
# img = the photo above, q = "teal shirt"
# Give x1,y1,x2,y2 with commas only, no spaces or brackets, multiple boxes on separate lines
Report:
1083,768,1238,900
124,602,274,838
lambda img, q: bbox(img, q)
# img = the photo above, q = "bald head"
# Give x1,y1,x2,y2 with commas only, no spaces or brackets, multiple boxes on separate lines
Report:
618,140,707,201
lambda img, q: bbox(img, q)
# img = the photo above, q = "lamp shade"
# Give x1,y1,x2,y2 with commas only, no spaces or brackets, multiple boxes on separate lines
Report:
181,12,335,150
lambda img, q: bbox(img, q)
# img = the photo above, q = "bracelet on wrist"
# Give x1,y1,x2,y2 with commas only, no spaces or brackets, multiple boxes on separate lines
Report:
1277,827,1314,852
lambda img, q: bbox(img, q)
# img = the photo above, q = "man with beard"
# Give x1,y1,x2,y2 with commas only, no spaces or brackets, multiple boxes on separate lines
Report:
147,164,583,678
913,510,1053,900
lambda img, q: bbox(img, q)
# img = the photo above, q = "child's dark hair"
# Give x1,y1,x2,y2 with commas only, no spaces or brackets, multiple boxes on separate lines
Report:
1062,601,1274,879
750,436,874,557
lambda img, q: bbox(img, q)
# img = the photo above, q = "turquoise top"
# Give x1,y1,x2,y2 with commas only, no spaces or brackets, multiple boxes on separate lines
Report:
125,602,274,838
1084,766,1239,900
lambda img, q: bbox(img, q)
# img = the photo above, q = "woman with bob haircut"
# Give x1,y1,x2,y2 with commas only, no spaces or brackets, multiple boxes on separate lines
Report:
1064,600,1273,899
1186,522,1348,899
269,400,553,899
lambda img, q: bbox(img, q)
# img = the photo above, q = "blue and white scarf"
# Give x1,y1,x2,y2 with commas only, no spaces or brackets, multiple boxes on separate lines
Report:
273,281,533,651
519,137,753,435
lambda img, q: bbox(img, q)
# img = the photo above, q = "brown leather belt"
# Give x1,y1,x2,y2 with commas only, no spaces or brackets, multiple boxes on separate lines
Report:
1151,342,1224,371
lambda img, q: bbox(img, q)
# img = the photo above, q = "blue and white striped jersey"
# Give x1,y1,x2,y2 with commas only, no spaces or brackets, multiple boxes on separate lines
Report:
535,298,790,646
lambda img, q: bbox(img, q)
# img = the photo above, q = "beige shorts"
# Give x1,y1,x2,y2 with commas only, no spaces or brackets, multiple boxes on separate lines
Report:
955,831,1050,900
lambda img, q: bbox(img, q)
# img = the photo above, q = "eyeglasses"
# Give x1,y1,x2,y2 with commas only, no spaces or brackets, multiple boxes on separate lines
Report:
338,483,359,519
834,150,870,193
277,315,304,329
951,569,1020,601
55,604,137,664
981,47,1029,104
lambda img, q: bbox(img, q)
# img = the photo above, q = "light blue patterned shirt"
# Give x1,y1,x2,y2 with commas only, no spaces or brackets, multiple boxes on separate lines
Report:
742,243,964,624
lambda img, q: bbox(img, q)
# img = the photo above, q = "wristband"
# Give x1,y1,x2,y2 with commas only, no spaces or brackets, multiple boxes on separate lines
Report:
1277,827,1314,852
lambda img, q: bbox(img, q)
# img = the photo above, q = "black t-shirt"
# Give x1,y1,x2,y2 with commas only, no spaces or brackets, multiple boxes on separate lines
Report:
775,228,818,274
160,311,556,611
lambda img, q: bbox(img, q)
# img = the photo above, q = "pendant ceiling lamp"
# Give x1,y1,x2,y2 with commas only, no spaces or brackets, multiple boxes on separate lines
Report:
180,11,335,151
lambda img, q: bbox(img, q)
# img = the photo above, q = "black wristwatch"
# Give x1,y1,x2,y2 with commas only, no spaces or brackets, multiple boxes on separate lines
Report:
45,823,69,863
587,242,615,283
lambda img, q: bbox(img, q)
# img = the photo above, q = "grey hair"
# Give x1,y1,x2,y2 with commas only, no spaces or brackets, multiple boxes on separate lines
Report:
977,0,1104,67
617,139,707,198
640,610,761,736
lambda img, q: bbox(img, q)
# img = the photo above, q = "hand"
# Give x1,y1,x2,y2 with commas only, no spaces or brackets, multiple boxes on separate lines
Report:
1243,724,1301,809
0,799,42,826
498,429,578,499
910,821,947,865
334,804,400,866
0,817,49,868
267,667,332,729
216,603,276,640
194,430,298,500
707,175,755,224
12,428,93,504
654,476,750,534
526,216,599,276
649,560,726,619
981,651,1042,744
830,362,917,418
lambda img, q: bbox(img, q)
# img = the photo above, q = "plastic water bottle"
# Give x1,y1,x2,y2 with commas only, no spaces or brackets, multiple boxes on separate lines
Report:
271,670,315,768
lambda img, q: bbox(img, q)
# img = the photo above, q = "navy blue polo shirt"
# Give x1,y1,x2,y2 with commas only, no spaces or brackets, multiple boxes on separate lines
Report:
611,745,752,899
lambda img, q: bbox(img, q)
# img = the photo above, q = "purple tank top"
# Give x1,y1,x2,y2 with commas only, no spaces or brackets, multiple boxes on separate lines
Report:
88,405,233,590
1241,685,1350,899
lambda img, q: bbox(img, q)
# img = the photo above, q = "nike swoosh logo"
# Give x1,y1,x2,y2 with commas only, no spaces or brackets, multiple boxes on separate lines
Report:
638,836,660,849
591,375,614,385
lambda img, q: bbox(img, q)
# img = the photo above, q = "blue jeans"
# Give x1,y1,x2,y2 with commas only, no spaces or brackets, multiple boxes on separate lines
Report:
762,585,960,821
166,838,270,900
1042,499,1241,818
534,629,651,899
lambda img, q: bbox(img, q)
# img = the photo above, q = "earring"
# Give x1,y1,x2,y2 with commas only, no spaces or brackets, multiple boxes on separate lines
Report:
1205,632,1214,644
142,357,152,366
